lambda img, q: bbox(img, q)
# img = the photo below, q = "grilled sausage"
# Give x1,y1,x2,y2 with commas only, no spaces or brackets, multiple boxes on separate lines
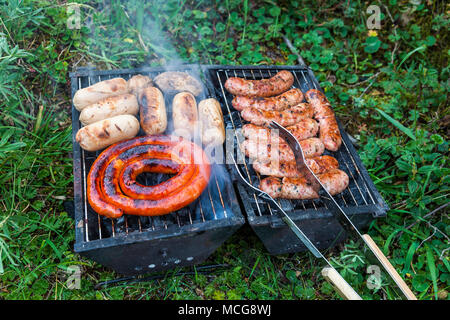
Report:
241,137,325,162
252,155,339,178
79,94,138,125
305,89,342,151
198,98,225,146
73,77,128,111
241,119,319,144
139,87,167,135
75,115,140,151
240,103,314,127
317,169,349,195
127,74,153,96
153,71,203,96
119,158,182,200
259,169,349,199
87,135,211,218
172,92,198,138
260,176,319,200
224,70,294,97
232,88,304,111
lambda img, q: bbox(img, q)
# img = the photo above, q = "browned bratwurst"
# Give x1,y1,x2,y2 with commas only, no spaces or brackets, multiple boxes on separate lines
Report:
252,155,339,178
139,87,167,135
240,137,325,162
225,70,294,97
259,169,349,199
241,119,319,144
240,103,314,127
232,88,304,111
305,89,342,151
260,176,318,200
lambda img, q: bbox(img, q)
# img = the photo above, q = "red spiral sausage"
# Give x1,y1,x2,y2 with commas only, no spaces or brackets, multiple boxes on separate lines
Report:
87,135,211,218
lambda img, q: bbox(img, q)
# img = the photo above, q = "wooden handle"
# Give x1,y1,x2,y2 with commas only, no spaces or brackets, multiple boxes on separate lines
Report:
321,267,362,300
362,234,417,300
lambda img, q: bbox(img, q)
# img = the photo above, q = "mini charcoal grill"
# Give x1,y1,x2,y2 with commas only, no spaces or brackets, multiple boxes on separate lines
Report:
203,65,389,255
70,64,388,275
70,65,245,275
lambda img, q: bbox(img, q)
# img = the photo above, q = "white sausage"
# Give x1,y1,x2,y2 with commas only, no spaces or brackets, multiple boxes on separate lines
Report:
73,78,128,111
79,94,138,125
127,74,153,96
75,115,140,151
172,92,198,138
198,98,225,146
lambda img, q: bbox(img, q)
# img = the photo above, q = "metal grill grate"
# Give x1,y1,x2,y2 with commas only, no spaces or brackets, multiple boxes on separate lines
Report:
71,66,237,244
203,65,388,219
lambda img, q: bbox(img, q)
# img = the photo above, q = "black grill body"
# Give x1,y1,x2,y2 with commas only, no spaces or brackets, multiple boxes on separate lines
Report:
71,65,245,275
203,65,388,255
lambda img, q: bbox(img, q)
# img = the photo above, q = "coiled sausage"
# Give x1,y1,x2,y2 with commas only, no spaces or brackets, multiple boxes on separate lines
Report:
87,135,211,218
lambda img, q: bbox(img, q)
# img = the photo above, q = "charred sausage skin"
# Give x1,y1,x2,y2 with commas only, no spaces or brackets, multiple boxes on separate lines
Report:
225,70,294,97
240,137,325,162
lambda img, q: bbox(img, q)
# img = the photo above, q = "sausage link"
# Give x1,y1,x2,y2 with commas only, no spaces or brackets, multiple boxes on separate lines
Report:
172,91,198,137
241,119,319,144
139,87,167,135
259,169,349,199
240,137,324,162
225,70,294,97
240,103,314,127
252,155,339,178
259,176,318,199
305,89,342,151
118,157,194,200
232,88,304,111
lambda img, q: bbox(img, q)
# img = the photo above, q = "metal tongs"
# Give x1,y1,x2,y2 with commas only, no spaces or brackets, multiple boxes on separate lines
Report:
231,121,417,299
231,137,361,300
269,121,417,300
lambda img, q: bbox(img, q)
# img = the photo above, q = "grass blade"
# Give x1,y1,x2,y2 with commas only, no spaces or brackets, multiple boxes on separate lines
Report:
425,245,438,300
376,108,416,140
398,46,426,69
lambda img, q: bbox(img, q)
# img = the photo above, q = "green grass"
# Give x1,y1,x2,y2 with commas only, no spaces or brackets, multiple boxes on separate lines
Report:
0,0,449,300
